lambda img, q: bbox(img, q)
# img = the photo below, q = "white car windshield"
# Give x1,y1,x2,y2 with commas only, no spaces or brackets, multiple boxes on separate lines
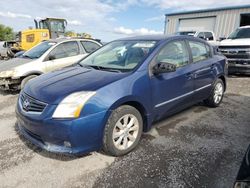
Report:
23,41,56,59
79,40,158,72
228,28,250,39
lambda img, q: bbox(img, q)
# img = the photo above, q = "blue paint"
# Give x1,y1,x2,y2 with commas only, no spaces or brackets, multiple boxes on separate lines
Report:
16,35,227,155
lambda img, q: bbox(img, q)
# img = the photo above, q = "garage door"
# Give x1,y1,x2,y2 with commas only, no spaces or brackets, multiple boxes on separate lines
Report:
178,17,216,31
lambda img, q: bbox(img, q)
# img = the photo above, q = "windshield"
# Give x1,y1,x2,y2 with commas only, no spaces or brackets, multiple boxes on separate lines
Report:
228,28,250,39
50,21,65,32
79,40,158,72
23,41,56,59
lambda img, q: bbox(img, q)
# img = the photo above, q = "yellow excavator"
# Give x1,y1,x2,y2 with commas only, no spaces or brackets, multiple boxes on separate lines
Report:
6,18,67,58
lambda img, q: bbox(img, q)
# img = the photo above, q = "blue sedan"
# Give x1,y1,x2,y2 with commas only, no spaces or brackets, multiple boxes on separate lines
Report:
16,35,227,156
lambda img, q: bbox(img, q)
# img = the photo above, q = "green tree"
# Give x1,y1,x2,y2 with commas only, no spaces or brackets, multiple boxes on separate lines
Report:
0,24,14,41
65,30,76,37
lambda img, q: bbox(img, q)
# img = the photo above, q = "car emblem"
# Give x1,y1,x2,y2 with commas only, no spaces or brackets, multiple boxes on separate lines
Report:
23,99,30,111
229,50,238,54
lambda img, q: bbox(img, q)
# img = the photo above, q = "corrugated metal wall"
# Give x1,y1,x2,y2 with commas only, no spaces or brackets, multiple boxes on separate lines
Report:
165,8,250,38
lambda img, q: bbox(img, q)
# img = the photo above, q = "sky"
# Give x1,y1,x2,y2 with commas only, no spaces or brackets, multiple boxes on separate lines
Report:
0,0,250,41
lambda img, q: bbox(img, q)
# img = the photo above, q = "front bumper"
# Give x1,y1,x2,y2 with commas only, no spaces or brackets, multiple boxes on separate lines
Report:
0,77,21,90
228,61,250,74
16,102,108,155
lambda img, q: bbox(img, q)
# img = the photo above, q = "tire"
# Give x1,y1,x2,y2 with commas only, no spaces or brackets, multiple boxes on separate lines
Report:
20,75,38,90
204,78,224,107
103,105,143,156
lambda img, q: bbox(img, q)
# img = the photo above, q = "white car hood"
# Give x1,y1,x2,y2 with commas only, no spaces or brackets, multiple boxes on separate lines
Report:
0,57,34,72
220,38,250,46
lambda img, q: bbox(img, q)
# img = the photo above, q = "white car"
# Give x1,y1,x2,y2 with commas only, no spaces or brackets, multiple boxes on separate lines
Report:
0,38,102,90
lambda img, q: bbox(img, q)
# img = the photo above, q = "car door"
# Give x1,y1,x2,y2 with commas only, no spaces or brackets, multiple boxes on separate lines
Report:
44,41,85,72
187,40,216,102
150,40,195,120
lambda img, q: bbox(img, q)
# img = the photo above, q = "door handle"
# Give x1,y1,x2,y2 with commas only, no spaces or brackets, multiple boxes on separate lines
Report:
211,64,216,69
185,73,194,80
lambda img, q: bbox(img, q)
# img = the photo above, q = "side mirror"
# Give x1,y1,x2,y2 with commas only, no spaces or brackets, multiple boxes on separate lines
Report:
219,37,226,41
152,62,176,75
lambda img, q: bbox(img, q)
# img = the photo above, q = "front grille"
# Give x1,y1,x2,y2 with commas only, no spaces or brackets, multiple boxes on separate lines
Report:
19,93,47,113
223,53,250,59
218,45,250,49
22,125,44,143
218,46,250,62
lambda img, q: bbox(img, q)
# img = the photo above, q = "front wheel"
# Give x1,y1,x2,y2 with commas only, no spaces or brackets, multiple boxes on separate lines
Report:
204,78,224,107
103,105,143,156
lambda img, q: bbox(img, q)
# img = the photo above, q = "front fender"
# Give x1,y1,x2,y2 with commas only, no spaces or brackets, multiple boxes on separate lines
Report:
12,61,45,79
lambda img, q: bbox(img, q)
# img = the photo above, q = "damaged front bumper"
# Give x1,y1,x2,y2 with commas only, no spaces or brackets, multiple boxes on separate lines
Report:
0,77,21,90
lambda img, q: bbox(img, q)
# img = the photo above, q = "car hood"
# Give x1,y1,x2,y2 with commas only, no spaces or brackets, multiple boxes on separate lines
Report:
24,66,129,104
220,38,250,46
0,57,33,72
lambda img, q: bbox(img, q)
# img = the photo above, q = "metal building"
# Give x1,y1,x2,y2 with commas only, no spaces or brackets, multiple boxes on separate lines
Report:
164,5,250,39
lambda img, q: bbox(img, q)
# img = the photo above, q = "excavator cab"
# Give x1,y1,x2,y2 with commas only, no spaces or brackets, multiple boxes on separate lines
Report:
35,18,67,39
3,18,68,59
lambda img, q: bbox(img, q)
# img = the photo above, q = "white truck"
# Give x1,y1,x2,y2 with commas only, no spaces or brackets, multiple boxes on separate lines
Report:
218,26,250,75
175,30,219,46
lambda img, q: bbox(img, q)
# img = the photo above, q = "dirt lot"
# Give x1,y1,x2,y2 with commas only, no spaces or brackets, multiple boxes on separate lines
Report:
0,76,249,188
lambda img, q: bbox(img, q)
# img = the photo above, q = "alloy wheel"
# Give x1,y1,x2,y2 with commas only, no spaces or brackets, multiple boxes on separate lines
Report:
213,82,223,104
112,114,139,150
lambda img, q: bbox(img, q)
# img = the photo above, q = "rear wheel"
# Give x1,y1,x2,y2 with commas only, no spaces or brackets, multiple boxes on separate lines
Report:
103,105,143,156
204,78,224,107
20,75,38,90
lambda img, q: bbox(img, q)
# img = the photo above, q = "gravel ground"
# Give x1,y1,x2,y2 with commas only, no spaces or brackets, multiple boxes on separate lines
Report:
0,76,249,188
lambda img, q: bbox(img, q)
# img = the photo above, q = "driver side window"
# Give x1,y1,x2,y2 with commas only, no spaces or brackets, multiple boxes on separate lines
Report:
47,41,79,60
156,41,189,68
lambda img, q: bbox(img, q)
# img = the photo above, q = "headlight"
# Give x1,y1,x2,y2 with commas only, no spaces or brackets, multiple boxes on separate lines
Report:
0,70,16,78
52,91,96,118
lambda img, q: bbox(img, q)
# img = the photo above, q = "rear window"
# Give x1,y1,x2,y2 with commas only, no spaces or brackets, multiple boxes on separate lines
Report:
81,41,101,53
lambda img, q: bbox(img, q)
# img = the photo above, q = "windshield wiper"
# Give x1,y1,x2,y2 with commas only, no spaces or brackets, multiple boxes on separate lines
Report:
22,54,33,59
79,64,99,70
80,64,122,73
99,67,122,73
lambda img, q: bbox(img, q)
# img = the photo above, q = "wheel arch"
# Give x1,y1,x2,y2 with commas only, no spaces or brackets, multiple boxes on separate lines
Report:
21,71,43,79
121,101,149,132
218,74,226,91
108,97,151,132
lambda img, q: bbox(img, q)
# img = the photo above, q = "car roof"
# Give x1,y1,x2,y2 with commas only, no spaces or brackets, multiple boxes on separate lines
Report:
46,37,101,44
117,35,171,41
115,34,201,42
